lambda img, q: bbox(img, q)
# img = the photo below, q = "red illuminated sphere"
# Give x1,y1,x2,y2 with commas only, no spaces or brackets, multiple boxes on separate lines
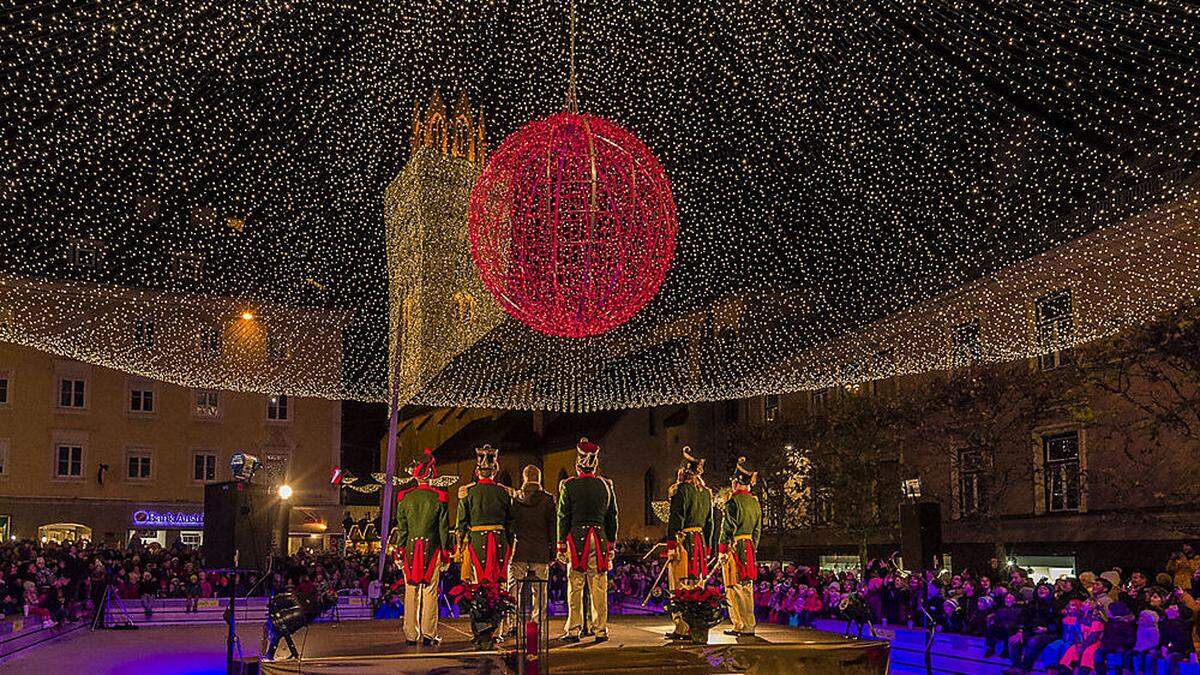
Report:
468,112,678,338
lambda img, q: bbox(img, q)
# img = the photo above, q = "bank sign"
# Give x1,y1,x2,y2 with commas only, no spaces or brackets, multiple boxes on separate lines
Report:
132,509,204,529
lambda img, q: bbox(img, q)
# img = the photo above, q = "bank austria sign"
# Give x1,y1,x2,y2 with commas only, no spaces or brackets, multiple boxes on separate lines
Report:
132,509,204,529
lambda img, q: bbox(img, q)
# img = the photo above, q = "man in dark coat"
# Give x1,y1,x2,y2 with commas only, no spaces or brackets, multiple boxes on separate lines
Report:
557,438,618,643
509,464,556,629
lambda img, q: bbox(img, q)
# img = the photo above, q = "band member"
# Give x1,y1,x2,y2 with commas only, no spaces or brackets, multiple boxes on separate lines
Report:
395,448,450,645
719,457,761,636
556,438,618,643
664,446,715,640
456,444,514,584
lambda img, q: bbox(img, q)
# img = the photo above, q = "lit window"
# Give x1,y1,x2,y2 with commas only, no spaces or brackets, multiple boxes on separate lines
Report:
126,449,152,481
194,390,220,417
130,387,154,413
193,452,218,482
59,379,85,408
55,445,83,478
1036,290,1073,370
1043,431,1081,513
268,395,289,421
763,393,780,422
957,447,990,517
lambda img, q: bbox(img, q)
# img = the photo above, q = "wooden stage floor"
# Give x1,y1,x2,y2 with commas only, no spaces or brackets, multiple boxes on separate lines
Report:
256,615,890,674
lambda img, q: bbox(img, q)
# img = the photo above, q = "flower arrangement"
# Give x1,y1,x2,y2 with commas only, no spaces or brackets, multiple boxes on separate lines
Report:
449,581,516,650
664,586,724,641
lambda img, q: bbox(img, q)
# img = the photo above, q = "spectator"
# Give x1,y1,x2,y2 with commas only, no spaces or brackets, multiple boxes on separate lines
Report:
1094,601,1137,675
1166,546,1200,592
507,464,556,628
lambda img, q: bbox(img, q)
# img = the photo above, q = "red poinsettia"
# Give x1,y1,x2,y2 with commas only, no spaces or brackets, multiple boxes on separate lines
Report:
665,585,725,629
449,581,515,625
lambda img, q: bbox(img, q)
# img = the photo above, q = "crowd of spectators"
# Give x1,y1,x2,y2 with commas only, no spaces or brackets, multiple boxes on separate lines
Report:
9,535,1200,673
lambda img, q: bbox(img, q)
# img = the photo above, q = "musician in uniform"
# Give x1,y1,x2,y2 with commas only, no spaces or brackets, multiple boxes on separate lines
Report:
719,457,762,637
394,448,451,645
664,446,716,640
556,438,618,643
456,444,514,584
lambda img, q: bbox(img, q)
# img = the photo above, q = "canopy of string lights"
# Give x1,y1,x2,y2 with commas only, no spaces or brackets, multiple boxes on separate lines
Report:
2,1,1199,410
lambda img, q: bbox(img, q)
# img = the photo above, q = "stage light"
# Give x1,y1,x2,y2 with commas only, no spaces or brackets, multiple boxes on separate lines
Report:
240,311,255,321
277,484,293,500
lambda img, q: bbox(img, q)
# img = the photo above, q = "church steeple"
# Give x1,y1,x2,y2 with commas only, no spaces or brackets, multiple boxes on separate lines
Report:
410,91,486,166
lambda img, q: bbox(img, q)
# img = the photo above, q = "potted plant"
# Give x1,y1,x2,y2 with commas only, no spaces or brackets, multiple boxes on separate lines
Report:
449,581,515,650
664,586,724,644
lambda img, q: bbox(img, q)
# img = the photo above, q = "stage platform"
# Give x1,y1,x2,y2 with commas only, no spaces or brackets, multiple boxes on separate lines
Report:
255,615,890,674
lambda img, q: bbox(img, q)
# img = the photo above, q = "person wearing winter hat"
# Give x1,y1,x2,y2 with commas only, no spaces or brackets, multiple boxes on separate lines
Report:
1094,601,1136,675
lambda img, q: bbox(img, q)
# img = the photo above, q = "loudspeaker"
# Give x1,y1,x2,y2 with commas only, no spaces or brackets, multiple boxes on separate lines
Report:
203,481,290,572
899,501,942,572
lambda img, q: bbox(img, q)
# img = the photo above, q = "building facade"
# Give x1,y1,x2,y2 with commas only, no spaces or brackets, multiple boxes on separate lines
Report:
0,321,344,550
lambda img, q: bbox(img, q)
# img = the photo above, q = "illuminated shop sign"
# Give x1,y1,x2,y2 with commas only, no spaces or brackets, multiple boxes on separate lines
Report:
132,509,204,529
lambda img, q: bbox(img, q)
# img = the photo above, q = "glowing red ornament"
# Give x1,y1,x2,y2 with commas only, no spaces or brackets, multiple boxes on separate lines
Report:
468,112,677,338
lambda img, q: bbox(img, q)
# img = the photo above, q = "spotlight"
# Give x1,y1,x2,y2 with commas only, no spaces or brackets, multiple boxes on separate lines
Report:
240,310,255,321
278,484,293,500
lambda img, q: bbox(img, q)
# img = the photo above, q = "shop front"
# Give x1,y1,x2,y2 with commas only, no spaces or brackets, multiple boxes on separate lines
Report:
287,505,344,554
127,507,205,548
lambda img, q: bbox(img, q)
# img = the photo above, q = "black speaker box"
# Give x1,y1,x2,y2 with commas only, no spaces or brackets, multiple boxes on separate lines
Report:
899,501,943,572
203,481,290,572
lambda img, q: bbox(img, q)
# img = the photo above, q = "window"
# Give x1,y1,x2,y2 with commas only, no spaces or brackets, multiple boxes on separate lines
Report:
644,468,658,525
957,447,990,517
194,390,220,417
199,327,221,355
130,386,154,413
55,445,83,478
1036,290,1073,370
179,531,203,547
59,378,85,408
193,452,218,482
763,394,780,422
68,239,104,269
133,319,155,349
811,388,827,410
1043,431,1081,513
811,488,834,526
950,320,981,367
126,449,152,481
453,291,477,323
267,394,289,421
0,373,8,405
0,439,8,477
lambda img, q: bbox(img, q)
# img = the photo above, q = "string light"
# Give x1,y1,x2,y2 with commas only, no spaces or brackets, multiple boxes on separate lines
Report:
0,1,1197,411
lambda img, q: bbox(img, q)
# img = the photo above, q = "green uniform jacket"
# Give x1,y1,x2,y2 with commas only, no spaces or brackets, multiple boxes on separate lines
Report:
395,485,450,584
667,480,716,555
456,478,514,580
719,490,762,550
556,473,618,570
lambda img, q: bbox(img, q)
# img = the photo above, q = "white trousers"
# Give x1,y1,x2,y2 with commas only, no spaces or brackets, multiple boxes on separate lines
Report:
566,557,608,637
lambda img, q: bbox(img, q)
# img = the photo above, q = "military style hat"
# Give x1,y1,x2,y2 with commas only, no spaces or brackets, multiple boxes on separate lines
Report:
576,437,600,471
680,446,705,476
408,447,438,480
475,444,500,474
732,456,757,486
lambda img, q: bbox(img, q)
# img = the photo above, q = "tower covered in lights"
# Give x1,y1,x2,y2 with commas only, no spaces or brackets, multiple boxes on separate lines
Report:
384,92,503,405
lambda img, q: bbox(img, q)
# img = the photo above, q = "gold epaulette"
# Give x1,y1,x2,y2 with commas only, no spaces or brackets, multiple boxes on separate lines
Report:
458,482,475,500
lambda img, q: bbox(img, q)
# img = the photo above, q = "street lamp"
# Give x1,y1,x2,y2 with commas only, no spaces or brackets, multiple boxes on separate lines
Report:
278,484,293,500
